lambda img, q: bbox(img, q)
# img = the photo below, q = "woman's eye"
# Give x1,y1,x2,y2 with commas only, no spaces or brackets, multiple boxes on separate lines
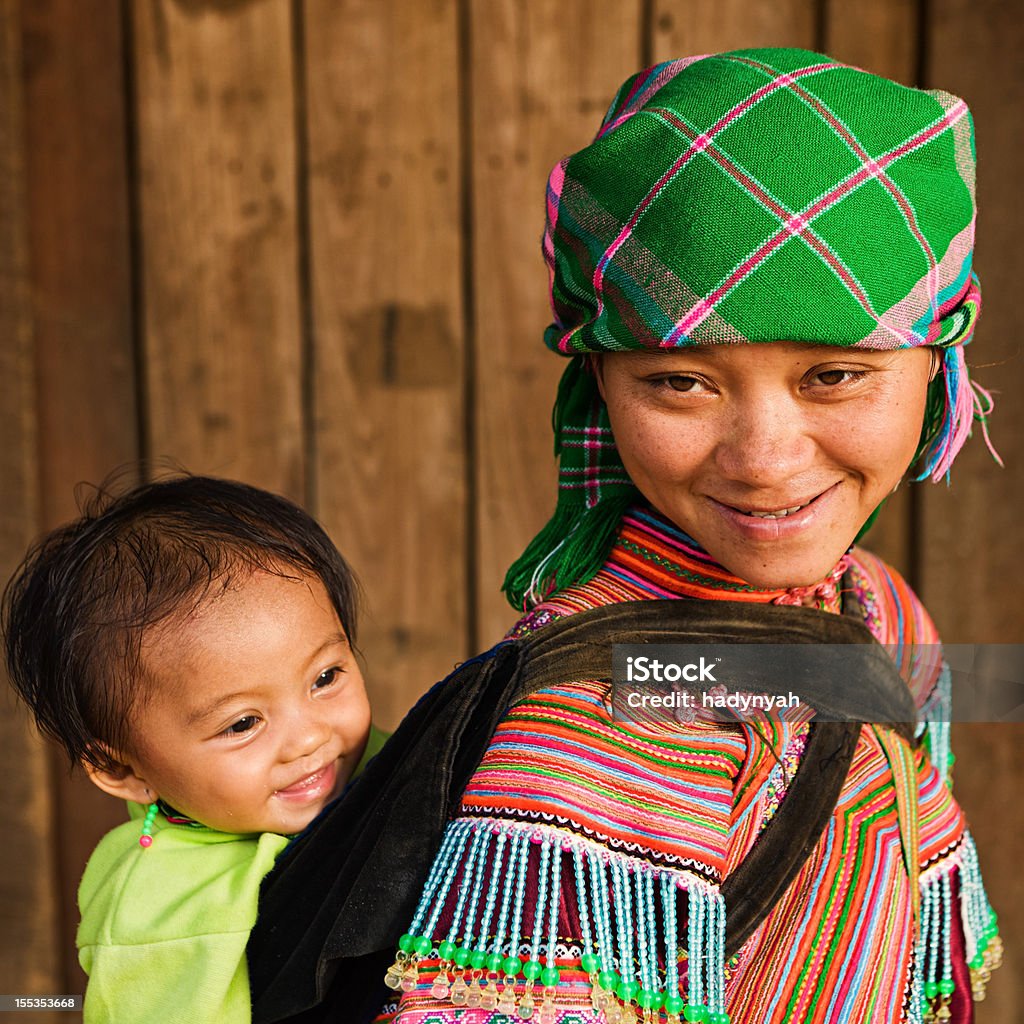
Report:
224,716,260,736
811,368,865,387
314,667,342,690
659,374,707,393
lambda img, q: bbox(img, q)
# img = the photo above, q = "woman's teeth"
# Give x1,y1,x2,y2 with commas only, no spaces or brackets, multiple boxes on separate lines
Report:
744,504,807,519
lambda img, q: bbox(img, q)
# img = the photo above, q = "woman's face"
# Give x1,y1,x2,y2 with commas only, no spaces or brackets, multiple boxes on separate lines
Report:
597,343,934,589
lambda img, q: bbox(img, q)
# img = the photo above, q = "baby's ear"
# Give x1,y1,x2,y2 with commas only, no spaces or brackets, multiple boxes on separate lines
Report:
81,749,155,805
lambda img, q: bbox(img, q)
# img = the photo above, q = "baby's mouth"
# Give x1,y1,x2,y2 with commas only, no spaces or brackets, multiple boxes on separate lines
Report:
275,761,336,798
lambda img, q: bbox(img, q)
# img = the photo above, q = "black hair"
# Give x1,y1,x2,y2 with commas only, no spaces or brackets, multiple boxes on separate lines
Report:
2,474,359,773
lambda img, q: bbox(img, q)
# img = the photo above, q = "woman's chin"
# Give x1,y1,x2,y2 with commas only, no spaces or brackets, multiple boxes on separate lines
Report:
702,538,852,591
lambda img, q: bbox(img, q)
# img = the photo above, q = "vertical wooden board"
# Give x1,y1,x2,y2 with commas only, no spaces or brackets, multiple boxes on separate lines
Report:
919,0,1024,642
651,0,816,58
304,0,467,728
22,0,138,526
20,0,138,990
821,0,918,577
132,0,304,498
921,3,1024,1019
822,0,916,84
471,0,644,645
0,0,60,1005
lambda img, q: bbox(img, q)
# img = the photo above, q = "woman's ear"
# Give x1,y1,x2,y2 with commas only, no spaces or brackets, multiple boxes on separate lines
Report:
81,750,155,805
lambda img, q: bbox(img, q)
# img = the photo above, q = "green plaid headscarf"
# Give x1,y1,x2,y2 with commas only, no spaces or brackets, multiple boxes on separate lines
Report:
505,47,995,610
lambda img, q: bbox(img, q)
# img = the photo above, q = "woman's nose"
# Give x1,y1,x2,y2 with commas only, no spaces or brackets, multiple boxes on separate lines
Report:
712,395,815,488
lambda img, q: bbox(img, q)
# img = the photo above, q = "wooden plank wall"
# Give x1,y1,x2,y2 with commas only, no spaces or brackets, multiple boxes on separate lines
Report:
1,2,1019,1019
0,0,60,1009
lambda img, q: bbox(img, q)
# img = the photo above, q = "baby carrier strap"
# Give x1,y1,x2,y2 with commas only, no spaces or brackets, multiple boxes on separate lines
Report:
248,596,916,1023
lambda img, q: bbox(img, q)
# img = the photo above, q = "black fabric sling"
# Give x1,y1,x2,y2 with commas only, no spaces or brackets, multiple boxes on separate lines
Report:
247,597,916,1024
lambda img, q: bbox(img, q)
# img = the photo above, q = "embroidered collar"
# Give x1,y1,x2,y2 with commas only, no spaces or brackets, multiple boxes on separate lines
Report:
608,505,849,612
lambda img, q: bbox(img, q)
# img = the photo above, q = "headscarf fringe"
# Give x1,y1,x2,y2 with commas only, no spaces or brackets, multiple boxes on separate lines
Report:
916,346,1001,483
503,491,636,611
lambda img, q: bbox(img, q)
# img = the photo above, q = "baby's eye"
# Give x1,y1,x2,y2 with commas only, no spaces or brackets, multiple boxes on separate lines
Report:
314,667,342,690
224,716,260,735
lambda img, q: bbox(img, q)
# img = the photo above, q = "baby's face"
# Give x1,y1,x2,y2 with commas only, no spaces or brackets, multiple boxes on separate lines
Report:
125,568,370,835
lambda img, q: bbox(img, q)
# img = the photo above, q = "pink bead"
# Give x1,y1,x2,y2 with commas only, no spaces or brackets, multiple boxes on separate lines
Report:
139,835,153,848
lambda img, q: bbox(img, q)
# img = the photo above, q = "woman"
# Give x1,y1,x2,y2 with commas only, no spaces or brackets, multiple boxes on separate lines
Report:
247,48,1001,1024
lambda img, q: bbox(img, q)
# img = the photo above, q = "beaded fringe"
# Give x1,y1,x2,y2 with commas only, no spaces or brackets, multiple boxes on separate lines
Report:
385,818,730,1023
908,834,1001,1024
922,662,954,789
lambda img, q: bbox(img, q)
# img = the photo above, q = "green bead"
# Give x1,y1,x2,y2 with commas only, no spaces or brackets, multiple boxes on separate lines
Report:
580,952,600,973
947,753,956,767
487,952,504,973
664,994,685,1014
938,979,955,996
540,966,560,987
523,960,543,981
969,954,984,970
413,935,431,956
470,949,488,970
709,1013,730,1024
684,1006,709,1023
637,989,657,1010
453,946,471,967
924,981,939,999
617,979,639,1001
502,955,522,978
397,933,414,953
437,939,455,960
598,970,619,990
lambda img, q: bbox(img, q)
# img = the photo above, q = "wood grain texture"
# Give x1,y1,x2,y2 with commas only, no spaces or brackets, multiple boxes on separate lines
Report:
650,0,816,58
20,0,138,990
21,0,138,526
132,0,304,497
822,0,916,84
0,0,61,1005
470,0,643,646
821,0,918,577
303,0,467,728
920,2,1024,1019
919,0,1024,642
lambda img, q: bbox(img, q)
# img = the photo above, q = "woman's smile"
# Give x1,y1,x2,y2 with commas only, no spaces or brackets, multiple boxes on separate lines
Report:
596,344,933,588
708,481,841,538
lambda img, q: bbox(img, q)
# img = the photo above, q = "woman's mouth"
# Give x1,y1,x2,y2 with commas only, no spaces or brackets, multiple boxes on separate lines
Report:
738,502,811,519
709,484,839,538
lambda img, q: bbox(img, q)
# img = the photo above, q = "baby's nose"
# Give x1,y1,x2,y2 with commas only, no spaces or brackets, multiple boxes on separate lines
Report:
280,711,331,763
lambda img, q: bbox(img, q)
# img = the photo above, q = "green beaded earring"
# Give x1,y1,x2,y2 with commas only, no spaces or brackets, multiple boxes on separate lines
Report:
139,802,158,848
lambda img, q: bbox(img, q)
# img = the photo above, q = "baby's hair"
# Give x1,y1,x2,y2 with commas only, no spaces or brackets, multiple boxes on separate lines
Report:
2,474,359,774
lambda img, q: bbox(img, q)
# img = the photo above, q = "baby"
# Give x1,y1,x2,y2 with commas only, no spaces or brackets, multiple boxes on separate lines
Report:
3,475,381,1024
